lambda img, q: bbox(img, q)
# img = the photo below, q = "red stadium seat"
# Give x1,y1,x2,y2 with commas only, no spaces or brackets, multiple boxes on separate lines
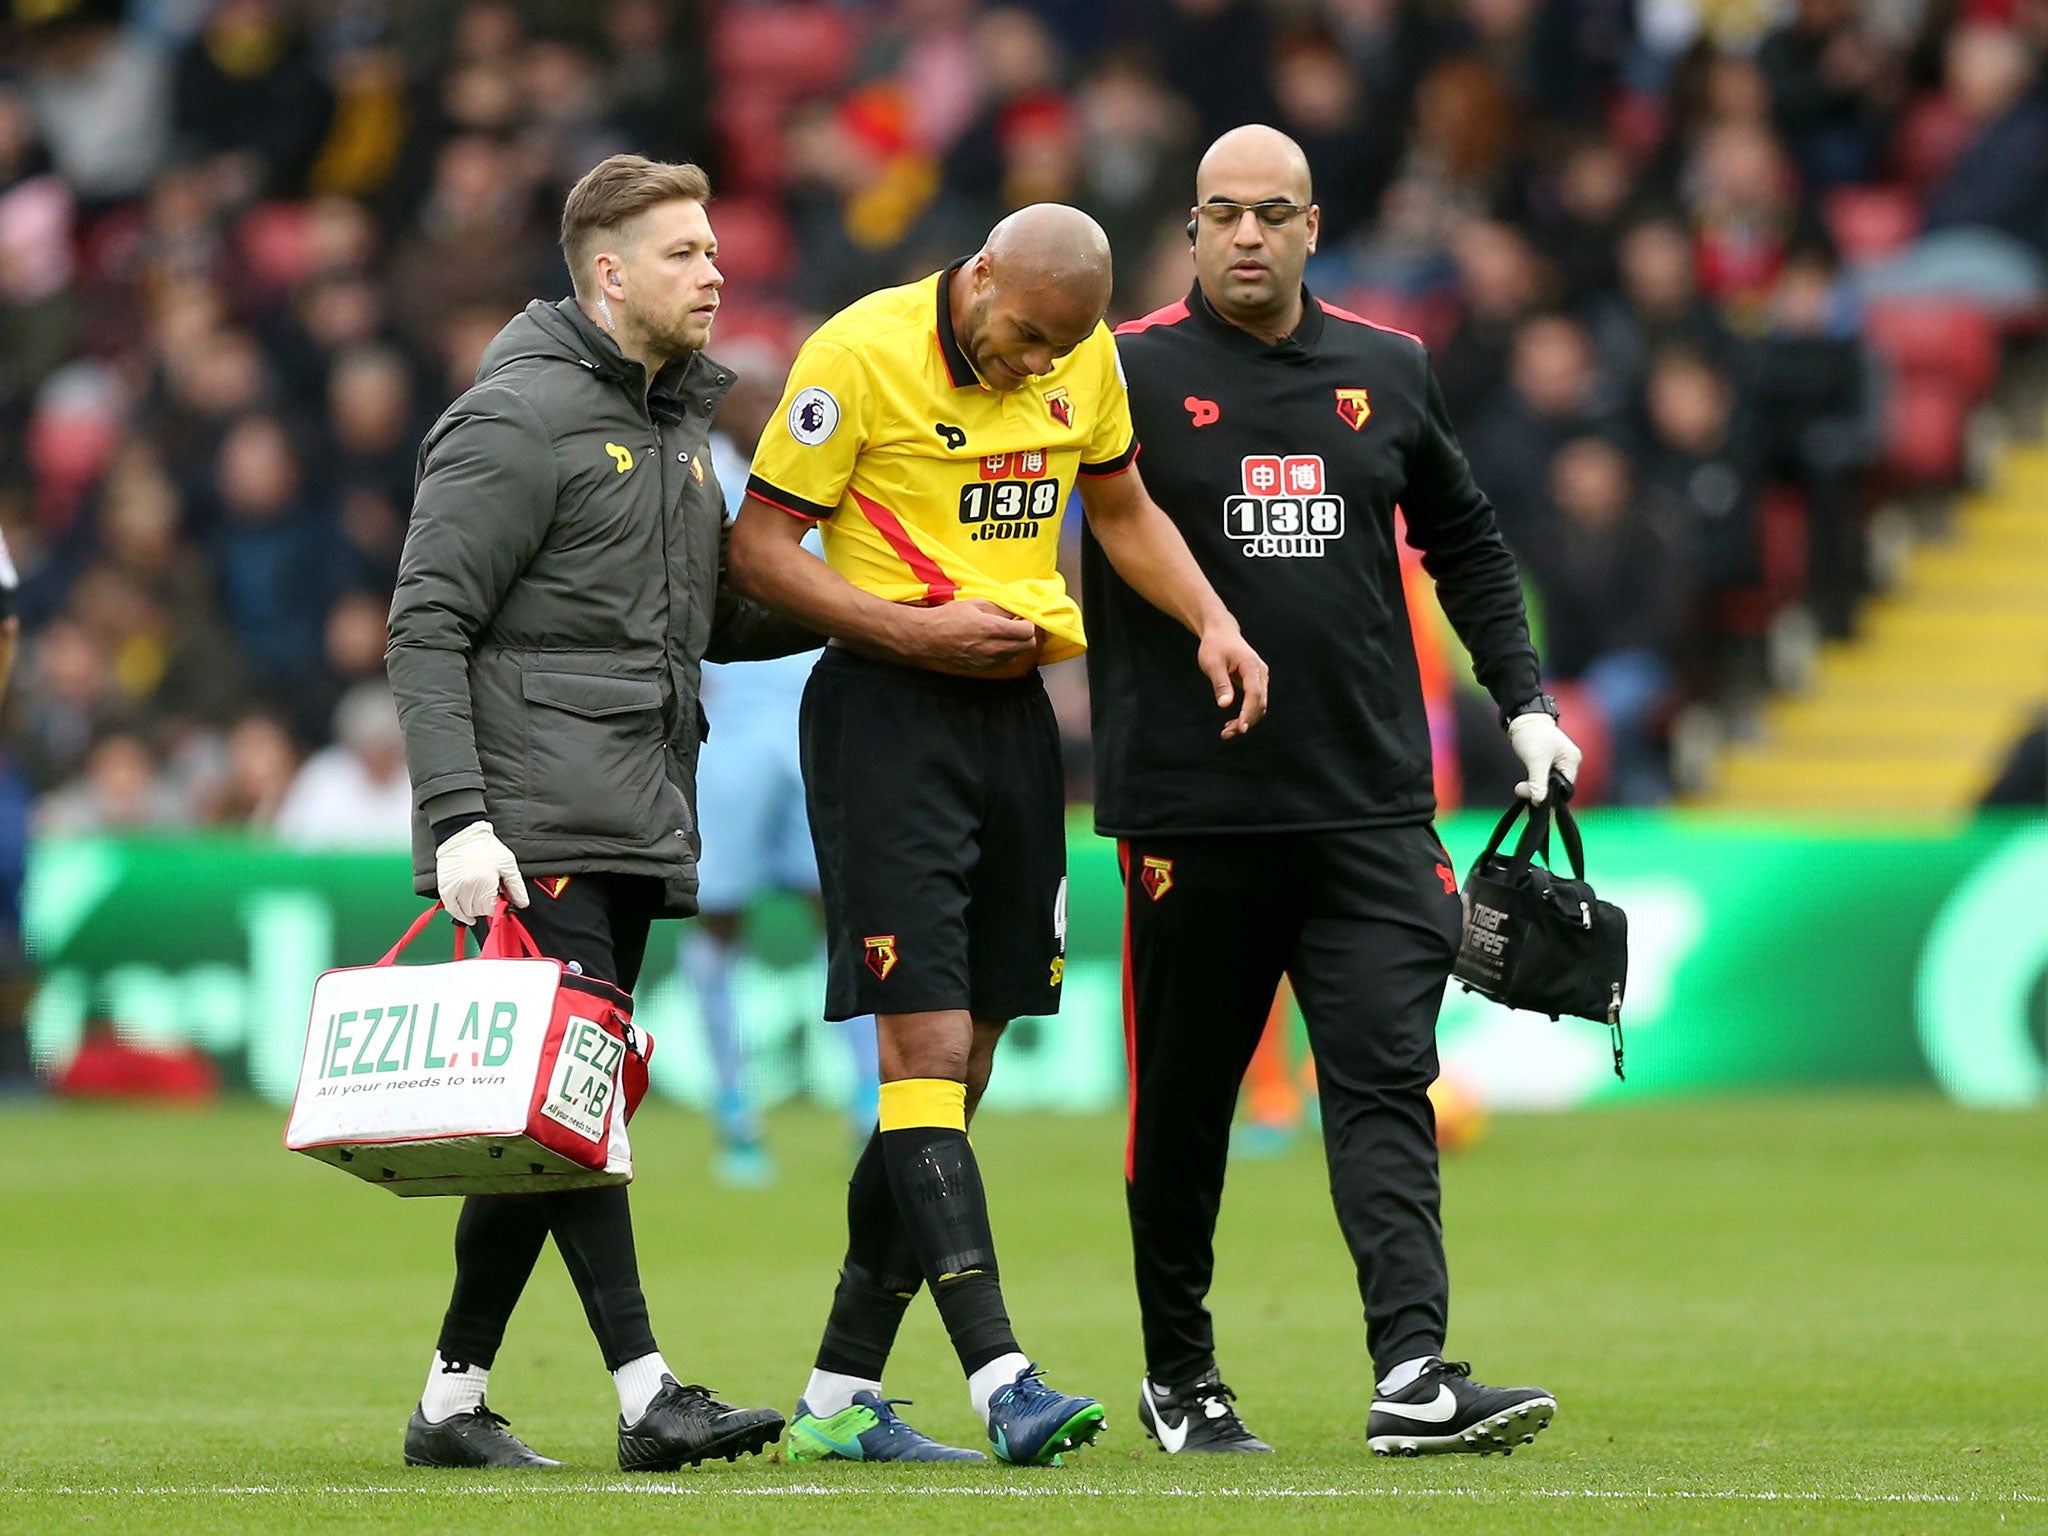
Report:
708,195,794,290
1883,376,1969,484
1824,184,1920,265
1718,485,1810,635
1759,483,1810,602
711,4,855,97
710,4,858,192
1864,300,2001,402
716,93,792,194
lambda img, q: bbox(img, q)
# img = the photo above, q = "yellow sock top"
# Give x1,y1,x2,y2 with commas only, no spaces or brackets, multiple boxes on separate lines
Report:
878,1077,968,1132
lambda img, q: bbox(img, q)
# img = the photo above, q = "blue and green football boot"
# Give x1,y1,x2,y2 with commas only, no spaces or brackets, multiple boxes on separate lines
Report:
787,1392,987,1462
984,1364,1106,1466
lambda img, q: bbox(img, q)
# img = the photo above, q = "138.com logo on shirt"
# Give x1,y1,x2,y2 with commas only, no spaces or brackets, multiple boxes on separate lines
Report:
958,449,1062,541
1225,455,1345,558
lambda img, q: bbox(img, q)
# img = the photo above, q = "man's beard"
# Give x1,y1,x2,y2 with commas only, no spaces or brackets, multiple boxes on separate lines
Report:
655,306,712,356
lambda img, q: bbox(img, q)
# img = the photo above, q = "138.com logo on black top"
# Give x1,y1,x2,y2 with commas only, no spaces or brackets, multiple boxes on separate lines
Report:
1225,454,1345,558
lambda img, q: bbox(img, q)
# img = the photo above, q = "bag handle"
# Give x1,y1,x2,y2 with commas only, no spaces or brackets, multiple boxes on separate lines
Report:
1509,798,1553,869
379,903,459,965
377,898,544,965
1476,797,1532,865
1484,773,1587,882
1550,797,1588,881
1511,797,1588,883
477,900,544,959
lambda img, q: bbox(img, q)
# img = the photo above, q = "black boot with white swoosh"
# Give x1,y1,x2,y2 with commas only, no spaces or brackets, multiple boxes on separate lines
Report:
1138,1374,1272,1453
1366,1359,1556,1456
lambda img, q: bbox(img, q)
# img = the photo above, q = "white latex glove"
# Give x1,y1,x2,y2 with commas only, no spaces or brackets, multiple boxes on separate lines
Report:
1506,712,1583,804
435,820,528,923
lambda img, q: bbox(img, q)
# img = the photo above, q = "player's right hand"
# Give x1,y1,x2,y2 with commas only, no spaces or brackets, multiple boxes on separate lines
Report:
1198,621,1269,738
436,820,529,923
909,598,1040,676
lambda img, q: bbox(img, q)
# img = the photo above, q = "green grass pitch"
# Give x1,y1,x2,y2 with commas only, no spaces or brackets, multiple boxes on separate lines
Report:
2,1093,2043,1535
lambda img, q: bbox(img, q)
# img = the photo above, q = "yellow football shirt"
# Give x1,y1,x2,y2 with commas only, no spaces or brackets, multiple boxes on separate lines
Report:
744,260,1138,664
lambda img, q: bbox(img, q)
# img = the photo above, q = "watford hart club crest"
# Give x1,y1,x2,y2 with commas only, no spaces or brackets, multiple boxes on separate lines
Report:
864,935,899,981
1140,856,1175,902
1045,386,1073,428
1335,388,1372,431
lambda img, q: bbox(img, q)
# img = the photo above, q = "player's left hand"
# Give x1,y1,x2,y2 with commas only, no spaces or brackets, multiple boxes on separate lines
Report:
1199,623,1269,738
1507,712,1582,803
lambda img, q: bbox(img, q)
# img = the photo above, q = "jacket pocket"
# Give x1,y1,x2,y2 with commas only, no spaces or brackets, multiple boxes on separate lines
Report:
520,671,669,841
523,672,663,718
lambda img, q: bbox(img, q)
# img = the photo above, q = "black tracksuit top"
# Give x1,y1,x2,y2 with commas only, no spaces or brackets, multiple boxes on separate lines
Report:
1083,283,1542,836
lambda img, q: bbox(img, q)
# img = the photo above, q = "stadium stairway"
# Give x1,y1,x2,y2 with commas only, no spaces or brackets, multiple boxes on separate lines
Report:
1698,440,2048,815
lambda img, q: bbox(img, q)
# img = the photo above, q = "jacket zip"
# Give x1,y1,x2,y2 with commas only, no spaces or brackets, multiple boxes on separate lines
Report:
652,414,680,737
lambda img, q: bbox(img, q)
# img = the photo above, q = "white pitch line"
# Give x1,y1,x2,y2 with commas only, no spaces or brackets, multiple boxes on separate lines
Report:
8,1486,2044,1504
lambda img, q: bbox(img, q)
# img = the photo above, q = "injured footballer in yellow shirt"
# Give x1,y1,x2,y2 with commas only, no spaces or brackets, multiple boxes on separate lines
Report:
743,258,1141,669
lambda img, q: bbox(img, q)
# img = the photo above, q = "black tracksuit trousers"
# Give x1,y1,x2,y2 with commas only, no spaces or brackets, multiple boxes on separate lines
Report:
434,874,664,1374
1118,824,1464,1386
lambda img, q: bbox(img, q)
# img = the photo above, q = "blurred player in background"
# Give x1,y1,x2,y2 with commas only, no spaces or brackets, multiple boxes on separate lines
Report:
1092,127,1578,1457
731,205,1266,1465
0,527,26,1094
691,343,879,1186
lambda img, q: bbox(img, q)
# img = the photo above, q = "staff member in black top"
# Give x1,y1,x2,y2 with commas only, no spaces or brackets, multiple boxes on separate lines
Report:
1085,125,1582,1458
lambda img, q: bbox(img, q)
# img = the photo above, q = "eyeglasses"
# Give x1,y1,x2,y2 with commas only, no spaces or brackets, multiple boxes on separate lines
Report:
1195,200,1312,230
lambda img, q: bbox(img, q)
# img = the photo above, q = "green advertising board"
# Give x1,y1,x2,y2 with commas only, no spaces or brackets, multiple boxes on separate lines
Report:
21,811,2048,1112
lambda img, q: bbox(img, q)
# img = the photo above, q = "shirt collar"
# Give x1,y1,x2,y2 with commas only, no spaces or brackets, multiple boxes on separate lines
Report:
935,257,983,390
1187,280,1326,358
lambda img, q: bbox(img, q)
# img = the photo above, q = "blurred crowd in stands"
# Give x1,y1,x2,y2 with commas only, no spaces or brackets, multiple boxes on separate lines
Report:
1,0,2044,829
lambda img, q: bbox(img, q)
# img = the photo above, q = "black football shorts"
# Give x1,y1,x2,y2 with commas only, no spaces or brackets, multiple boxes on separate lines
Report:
800,646,1066,1023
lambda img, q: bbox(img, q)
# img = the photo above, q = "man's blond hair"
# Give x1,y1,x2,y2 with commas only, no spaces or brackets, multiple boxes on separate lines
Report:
559,154,712,299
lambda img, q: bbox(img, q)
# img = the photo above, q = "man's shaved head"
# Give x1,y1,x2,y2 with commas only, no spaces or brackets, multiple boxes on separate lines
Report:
984,203,1114,312
952,203,1115,391
1189,125,1320,341
1196,124,1313,207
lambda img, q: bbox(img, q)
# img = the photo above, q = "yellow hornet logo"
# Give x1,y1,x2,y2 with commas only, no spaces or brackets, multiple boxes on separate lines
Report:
1140,857,1175,901
606,442,635,473
864,935,899,981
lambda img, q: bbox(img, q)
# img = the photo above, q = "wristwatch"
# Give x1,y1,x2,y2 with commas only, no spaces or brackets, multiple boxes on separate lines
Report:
1500,692,1560,731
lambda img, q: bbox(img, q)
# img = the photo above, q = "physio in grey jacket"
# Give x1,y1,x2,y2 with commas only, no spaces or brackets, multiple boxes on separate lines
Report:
389,267,808,917
385,155,804,1475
